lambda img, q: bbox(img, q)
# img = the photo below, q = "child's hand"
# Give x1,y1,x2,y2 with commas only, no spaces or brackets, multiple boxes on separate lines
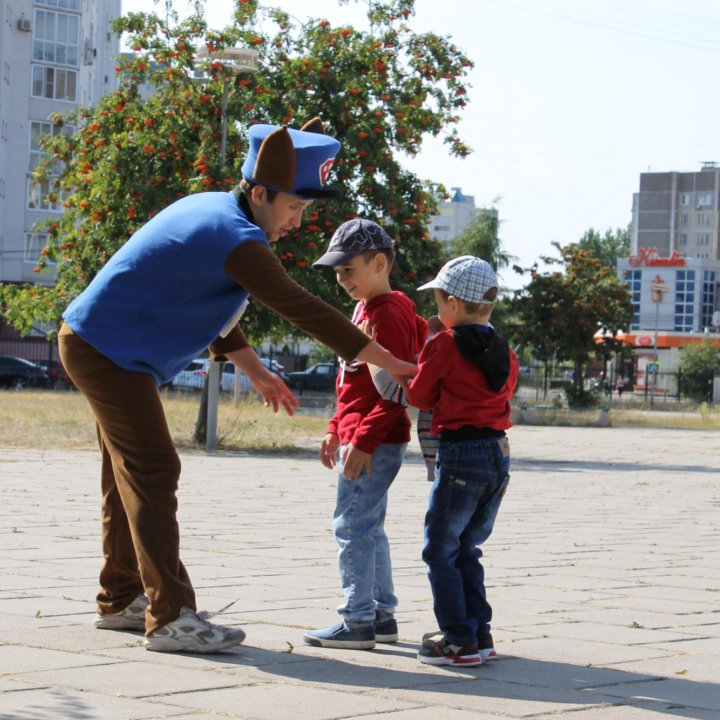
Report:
319,433,340,469
341,443,372,481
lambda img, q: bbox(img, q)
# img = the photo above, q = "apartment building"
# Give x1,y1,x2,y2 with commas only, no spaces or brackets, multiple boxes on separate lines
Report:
0,0,120,289
631,162,720,261
427,187,480,242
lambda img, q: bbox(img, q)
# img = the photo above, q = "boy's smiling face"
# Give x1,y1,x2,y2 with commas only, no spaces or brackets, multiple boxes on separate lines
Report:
334,253,389,302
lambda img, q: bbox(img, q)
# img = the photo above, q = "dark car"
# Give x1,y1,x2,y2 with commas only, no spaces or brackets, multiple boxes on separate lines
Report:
37,359,74,389
0,354,49,388
287,362,338,392
261,357,290,383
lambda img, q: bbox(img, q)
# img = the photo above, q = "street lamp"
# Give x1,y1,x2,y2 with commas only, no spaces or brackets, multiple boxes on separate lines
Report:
649,275,670,407
196,46,259,170
196,45,259,451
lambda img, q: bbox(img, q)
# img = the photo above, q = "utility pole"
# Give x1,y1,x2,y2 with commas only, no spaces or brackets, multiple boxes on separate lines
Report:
193,46,259,451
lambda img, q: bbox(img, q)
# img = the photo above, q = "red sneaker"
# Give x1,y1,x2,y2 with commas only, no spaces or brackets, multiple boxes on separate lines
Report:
418,637,482,667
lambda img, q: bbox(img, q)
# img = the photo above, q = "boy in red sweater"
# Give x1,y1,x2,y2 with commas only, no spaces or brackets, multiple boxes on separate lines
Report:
304,219,427,649
407,256,519,667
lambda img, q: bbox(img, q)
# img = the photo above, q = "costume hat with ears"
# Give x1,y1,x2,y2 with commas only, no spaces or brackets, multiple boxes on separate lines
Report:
241,118,341,200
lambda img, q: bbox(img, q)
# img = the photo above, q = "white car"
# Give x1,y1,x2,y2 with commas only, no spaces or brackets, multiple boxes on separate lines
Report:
170,359,208,391
170,359,251,393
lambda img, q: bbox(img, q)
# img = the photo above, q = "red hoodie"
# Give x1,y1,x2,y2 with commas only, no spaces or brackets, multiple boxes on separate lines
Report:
327,290,428,454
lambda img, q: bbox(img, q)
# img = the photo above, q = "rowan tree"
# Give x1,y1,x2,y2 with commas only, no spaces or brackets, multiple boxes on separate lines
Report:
0,0,473,339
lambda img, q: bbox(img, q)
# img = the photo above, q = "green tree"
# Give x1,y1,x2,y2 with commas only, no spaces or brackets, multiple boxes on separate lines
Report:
678,341,719,402
510,243,633,406
574,226,631,271
449,202,516,272
0,0,472,337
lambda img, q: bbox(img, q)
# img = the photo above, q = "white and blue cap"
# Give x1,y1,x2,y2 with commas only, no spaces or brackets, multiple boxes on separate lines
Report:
313,218,393,267
241,118,341,200
417,255,498,304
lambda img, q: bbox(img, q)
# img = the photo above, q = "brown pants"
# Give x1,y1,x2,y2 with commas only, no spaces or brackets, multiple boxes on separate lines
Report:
59,323,196,634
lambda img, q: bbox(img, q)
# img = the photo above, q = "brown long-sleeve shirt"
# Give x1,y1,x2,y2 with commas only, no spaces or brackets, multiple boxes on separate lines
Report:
209,241,369,363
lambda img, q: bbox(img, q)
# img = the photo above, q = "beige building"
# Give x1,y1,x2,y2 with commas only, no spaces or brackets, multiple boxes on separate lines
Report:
428,187,479,242
631,162,720,260
0,0,120,288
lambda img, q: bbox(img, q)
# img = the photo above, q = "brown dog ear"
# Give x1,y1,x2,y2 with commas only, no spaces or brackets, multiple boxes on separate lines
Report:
300,117,326,135
253,126,296,193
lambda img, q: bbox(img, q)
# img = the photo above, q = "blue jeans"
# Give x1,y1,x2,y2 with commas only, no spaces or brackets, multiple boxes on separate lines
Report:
333,442,407,625
422,436,510,646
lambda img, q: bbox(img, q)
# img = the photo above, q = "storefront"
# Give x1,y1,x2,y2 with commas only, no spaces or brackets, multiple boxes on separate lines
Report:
611,250,720,398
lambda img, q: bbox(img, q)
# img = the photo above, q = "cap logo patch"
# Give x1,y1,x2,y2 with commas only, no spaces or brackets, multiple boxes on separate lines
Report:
319,158,335,186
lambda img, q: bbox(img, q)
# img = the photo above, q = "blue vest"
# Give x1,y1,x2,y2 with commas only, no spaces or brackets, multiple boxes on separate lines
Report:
63,191,267,385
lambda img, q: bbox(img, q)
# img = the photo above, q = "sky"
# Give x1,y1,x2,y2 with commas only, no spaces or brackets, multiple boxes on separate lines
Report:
120,0,720,289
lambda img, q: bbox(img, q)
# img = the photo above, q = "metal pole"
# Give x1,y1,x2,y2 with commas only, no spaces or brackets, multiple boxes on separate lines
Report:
207,78,230,448
219,77,229,170
206,361,220,452
651,300,659,407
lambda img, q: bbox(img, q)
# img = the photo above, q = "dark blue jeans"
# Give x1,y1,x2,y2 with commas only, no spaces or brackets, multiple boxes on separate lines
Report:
422,436,510,646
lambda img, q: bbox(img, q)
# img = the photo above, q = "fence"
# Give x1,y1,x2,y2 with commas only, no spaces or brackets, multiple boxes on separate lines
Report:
515,367,716,405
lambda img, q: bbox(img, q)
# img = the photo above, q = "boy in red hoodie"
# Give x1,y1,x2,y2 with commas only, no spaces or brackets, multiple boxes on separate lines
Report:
304,219,428,649
408,256,519,667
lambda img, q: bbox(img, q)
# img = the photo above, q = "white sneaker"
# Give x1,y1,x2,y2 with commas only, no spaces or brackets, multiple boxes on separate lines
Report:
144,607,246,653
94,593,147,631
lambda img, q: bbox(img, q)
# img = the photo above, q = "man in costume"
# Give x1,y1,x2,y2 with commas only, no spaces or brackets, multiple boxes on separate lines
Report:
59,118,416,653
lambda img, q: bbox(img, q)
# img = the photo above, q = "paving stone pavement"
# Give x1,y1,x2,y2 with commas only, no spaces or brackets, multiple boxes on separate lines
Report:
0,426,718,720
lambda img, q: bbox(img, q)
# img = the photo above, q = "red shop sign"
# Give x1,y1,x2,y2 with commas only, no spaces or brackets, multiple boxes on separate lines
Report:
628,247,685,268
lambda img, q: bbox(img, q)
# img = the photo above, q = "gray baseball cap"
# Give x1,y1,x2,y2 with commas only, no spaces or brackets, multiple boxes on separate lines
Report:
417,255,498,304
313,218,393,267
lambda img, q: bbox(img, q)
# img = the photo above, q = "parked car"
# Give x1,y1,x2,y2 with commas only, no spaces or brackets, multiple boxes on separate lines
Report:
170,359,208,391
0,354,49,389
287,362,338,392
36,359,73,389
218,362,251,393
260,357,290,383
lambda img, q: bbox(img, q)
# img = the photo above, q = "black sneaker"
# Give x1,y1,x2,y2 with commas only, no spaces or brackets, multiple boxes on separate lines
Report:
375,614,398,643
303,621,375,650
418,637,482,667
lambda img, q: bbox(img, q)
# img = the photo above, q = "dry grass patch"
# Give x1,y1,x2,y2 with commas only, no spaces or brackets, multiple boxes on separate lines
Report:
0,389,332,453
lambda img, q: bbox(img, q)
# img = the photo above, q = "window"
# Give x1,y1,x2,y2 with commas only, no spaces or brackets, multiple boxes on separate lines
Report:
679,213,688,225
680,194,689,206
36,0,81,9
27,120,73,210
32,65,77,101
674,270,696,331
679,234,688,245
697,213,706,226
33,10,79,67
697,192,713,208
623,270,641,330
25,233,49,263
697,233,711,246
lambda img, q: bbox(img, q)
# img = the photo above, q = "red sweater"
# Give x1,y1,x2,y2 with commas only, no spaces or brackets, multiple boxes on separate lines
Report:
407,328,519,434
327,291,428,453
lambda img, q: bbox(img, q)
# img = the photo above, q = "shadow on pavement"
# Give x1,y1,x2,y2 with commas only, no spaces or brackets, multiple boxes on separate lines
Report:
197,645,719,720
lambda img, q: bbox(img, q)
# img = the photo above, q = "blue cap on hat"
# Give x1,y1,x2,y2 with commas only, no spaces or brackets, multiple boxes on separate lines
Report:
241,123,341,200
313,218,394,267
